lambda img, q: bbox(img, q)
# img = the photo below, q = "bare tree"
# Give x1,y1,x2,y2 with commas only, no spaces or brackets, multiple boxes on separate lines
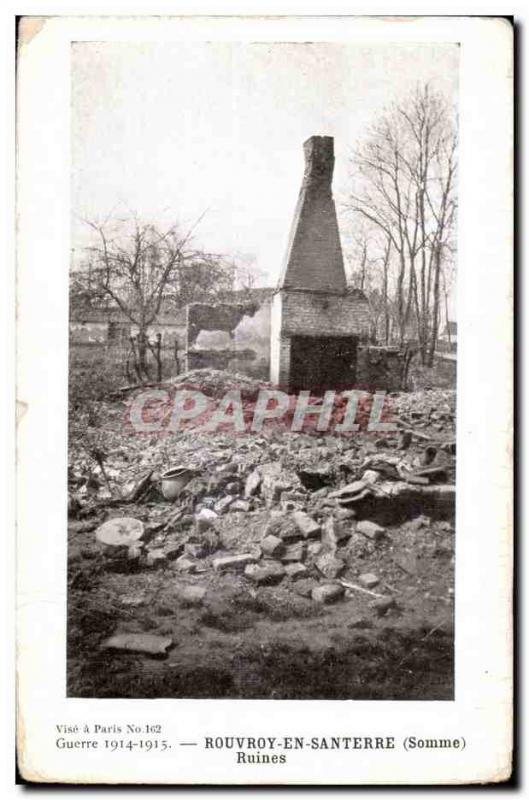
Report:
77,213,237,380
344,84,457,364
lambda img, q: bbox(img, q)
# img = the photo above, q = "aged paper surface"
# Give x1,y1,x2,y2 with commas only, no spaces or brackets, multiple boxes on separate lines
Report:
16,14,512,784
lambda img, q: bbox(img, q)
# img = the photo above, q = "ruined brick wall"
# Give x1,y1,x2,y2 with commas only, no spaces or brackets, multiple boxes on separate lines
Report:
186,303,259,348
356,346,408,392
270,288,371,386
185,301,270,377
232,300,271,378
278,289,371,337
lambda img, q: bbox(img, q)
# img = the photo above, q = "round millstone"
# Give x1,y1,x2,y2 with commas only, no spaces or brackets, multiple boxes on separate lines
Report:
96,517,144,548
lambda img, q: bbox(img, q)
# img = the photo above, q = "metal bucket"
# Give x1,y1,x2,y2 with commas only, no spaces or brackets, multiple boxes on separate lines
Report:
160,467,196,501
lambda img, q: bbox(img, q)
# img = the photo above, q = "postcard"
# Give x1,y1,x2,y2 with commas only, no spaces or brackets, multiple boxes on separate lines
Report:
16,14,513,784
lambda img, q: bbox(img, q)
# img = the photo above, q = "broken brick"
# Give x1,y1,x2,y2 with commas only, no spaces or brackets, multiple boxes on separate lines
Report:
312,583,345,604
244,469,262,498
356,520,386,541
213,553,259,572
261,534,284,557
280,541,306,562
244,561,285,585
315,553,345,579
284,562,308,581
292,511,321,538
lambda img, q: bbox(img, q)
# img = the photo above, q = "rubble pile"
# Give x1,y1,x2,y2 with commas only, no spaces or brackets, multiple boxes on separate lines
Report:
168,367,273,397
68,377,456,662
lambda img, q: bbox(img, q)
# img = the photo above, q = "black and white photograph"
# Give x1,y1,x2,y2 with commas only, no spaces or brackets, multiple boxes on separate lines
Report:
67,39,458,701
14,13,512,785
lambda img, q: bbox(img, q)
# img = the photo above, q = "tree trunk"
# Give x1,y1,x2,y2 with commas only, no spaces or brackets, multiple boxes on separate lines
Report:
136,328,150,380
382,237,391,345
426,245,442,366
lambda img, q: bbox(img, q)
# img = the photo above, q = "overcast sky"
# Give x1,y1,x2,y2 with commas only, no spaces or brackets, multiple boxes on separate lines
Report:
72,41,458,289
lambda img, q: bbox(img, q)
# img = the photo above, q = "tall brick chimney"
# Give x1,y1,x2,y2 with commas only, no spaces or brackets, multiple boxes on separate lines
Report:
270,135,371,390
278,135,347,293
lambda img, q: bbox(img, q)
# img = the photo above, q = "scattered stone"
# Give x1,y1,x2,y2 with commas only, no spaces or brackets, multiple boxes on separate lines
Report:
321,516,349,550
101,633,172,656
225,480,242,495
280,541,306,562
213,553,259,572
312,583,345,604
329,480,366,499
185,542,209,559
292,511,321,539
217,462,238,476
264,514,299,542
146,549,167,568
362,470,380,485
261,468,298,507
174,555,198,573
335,508,356,521
315,553,345,579
407,515,431,531
244,561,285,585
356,520,386,541
230,499,251,513
370,596,396,617
244,469,262,498
307,541,323,558
358,573,380,589
284,563,308,581
127,543,143,561
214,496,235,514
195,508,218,532
261,534,284,557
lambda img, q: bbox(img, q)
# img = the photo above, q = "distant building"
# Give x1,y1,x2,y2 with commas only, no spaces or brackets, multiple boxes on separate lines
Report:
69,306,188,347
439,320,457,351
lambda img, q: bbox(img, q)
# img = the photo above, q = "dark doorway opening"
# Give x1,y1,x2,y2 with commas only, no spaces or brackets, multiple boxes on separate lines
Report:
289,335,358,393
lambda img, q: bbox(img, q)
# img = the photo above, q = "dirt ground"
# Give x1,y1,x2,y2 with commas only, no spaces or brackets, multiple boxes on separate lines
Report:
67,373,455,700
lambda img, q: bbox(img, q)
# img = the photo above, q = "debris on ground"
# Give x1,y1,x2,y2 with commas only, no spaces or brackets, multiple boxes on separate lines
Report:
101,633,173,656
68,376,455,699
